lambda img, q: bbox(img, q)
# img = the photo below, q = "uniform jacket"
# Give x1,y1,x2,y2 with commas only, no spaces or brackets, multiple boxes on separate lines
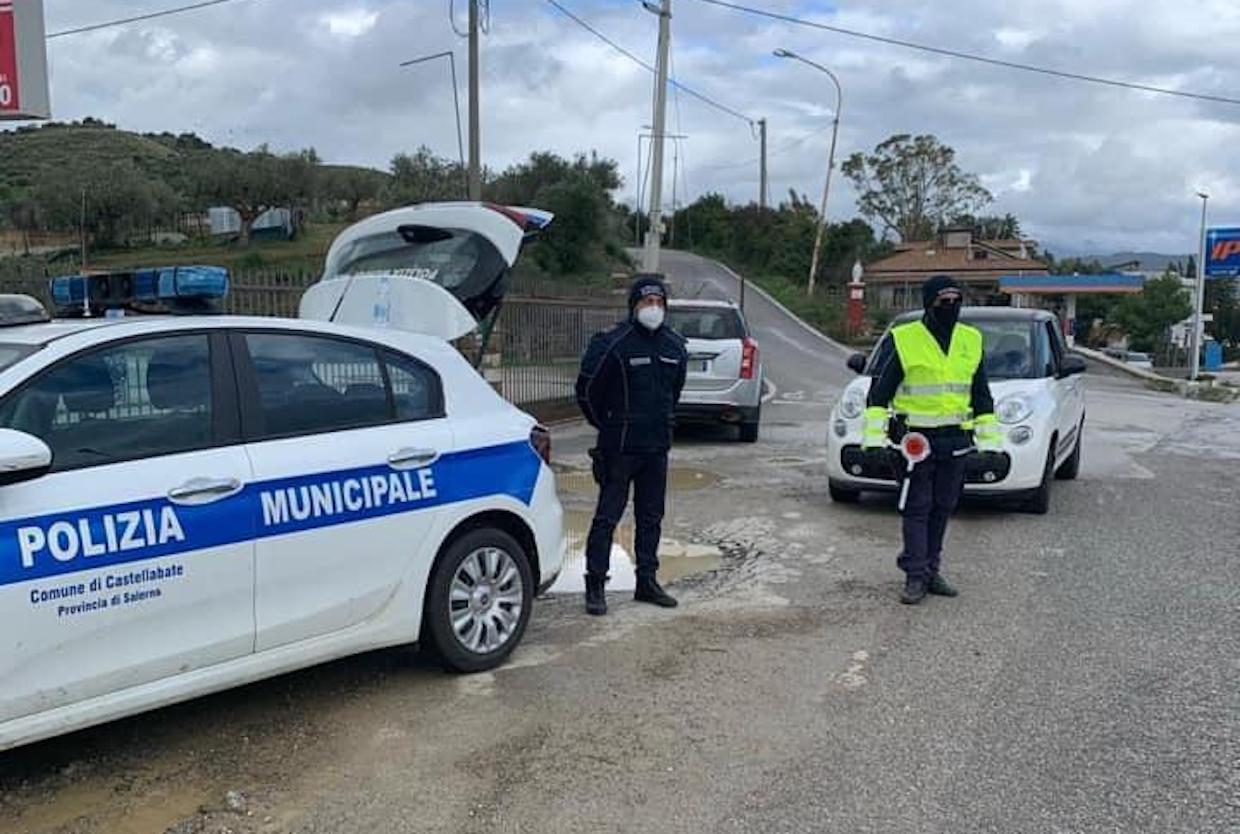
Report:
575,320,688,454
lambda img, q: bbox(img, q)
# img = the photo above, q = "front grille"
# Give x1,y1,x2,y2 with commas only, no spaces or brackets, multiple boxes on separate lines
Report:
839,446,1012,485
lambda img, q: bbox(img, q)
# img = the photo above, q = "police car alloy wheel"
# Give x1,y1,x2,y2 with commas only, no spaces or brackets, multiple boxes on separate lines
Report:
425,528,534,673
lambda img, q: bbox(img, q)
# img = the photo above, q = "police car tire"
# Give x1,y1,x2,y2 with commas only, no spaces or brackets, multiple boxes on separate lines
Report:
424,528,534,673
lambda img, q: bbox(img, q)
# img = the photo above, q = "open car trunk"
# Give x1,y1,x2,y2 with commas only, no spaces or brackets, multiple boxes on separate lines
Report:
300,202,553,341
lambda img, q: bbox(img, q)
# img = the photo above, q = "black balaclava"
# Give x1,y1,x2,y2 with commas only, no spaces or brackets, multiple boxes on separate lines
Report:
628,273,669,320
922,274,963,348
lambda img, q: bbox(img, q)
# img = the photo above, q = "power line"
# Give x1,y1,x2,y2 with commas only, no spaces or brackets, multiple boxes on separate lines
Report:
696,0,1240,107
48,0,264,39
543,0,753,125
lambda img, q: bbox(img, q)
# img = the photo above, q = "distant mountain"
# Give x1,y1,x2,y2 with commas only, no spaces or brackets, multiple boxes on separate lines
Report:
1096,252,1192,272
1075,252,1191,273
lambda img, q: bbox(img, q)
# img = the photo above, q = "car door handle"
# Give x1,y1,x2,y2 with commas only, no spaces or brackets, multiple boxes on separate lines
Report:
168,477,244,506
387,448,440,470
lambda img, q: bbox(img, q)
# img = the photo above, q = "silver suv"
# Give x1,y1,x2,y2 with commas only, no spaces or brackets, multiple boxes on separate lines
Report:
667,299,764,442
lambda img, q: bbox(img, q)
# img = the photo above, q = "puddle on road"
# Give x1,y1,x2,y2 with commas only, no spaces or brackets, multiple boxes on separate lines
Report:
5,776,214,834
552,464,722,496
547,509,723,594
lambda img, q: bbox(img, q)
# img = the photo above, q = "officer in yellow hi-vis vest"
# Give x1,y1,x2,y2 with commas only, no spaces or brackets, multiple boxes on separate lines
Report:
863,275,1001,605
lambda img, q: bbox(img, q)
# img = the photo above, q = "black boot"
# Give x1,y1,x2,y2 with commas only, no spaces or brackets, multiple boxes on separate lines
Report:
927,574,959,597
634,575,678,608
900,576,928,605
585,574,608,616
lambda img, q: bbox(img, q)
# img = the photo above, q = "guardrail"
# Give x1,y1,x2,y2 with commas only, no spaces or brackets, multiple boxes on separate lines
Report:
1074,345,1238,402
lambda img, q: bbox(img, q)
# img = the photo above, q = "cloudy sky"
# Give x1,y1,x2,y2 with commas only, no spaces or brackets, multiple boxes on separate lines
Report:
36,0,1240,255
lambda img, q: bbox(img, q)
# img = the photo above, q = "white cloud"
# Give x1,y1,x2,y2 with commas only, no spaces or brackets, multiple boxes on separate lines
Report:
24,0,1240,254
322,8,379,39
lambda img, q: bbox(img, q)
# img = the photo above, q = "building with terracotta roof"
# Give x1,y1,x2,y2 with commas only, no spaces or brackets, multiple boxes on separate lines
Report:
865,227,1049,309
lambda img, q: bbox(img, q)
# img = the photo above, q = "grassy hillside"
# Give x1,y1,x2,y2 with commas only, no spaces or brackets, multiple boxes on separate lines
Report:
0,122,181,193
0,120,389,198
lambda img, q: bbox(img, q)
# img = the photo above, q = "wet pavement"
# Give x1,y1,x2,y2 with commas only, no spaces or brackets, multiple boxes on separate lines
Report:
3,251,1237,834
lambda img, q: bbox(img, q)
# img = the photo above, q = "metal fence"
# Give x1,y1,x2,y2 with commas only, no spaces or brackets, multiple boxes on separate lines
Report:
492,297,625,419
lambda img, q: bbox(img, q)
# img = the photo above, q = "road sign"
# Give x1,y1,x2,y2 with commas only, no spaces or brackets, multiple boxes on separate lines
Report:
1205,227,1240,279
0,0,49,121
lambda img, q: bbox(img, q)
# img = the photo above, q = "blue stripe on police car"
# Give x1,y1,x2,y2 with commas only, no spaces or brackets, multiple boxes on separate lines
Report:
0,440,542,588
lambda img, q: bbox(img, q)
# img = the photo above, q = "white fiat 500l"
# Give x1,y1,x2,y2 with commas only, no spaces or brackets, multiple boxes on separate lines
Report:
0,203,564,752
826,308,1087,514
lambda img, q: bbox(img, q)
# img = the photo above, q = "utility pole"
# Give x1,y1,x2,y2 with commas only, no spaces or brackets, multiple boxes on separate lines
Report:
467,0,482,200
1190,192,1209,381
670,138,677,247
642,0,672,273
774,50,842,297
758,118,768,210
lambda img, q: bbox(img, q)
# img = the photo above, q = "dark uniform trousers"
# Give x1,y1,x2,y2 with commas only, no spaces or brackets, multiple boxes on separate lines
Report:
586,452,668,579
895,438,968,581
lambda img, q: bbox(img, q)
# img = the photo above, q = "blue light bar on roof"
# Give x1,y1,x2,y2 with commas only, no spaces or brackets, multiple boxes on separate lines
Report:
50,266,229,315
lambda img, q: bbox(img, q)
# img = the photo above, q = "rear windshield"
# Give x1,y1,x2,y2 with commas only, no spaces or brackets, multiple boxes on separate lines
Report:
324,228,505,291
668,308,746,340
866,319,1045,380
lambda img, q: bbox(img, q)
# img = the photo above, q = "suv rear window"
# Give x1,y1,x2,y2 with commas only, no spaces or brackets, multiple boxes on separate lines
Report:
668,308,746,340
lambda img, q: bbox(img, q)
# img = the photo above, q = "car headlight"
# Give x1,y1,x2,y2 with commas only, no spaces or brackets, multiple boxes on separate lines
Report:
995,394,1033,425
839,389,866,419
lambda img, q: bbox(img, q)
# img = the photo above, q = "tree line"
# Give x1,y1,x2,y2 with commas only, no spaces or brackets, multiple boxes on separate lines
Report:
0,120,629,279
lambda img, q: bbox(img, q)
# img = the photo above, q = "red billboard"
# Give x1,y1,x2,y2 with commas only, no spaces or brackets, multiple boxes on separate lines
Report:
0,1,19,114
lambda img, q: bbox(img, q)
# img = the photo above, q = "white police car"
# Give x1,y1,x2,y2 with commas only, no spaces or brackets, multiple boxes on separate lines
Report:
0,203,564,752
826,307,1087,514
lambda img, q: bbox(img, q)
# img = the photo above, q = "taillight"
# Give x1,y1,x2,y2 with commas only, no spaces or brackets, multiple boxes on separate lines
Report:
530,424,552,464
740,338,758,380
484,202,529,230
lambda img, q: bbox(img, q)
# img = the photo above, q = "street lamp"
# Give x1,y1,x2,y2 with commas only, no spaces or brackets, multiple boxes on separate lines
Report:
399,51,468,198
1190,191,1209,381
774,48,843,297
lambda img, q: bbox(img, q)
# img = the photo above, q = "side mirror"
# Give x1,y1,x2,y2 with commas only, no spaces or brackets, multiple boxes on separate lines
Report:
1060,355,1087,378
0,429,52,486
846,353,867,374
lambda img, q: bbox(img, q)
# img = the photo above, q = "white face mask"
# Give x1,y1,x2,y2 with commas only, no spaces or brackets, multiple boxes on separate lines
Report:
636,306,665,331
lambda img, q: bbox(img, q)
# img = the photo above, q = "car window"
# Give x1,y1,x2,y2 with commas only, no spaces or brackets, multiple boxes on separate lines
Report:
324,228,508,293
243,334,445,438
0,334,213,470
668,308,746,340
867,319,1041,380
384,350,445,421
244,333,391,438
1041,322,1062,377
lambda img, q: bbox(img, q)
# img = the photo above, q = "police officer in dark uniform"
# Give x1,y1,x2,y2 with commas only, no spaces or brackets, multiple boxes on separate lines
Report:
575,274,688,616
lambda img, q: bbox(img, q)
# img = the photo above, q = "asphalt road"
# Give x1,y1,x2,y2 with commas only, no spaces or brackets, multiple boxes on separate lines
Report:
2,252,1237,834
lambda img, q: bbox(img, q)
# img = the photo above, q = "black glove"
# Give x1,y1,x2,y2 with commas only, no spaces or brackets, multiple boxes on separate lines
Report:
588,447,607,486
